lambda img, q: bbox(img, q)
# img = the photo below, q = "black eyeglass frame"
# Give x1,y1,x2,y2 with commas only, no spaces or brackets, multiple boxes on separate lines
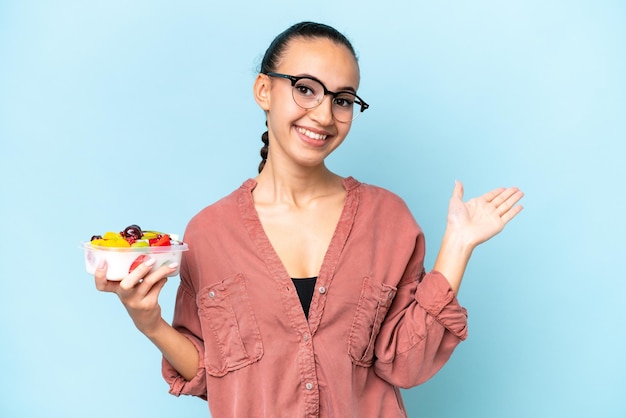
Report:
264,72,370,119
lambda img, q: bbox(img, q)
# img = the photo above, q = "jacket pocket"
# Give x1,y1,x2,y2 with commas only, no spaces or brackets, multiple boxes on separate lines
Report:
348,277,397,367
197,273,263,377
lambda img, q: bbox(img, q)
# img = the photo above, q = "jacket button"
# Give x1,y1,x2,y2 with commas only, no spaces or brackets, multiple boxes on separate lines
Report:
305,382,314,390
318,286,326,294
208,291,215,298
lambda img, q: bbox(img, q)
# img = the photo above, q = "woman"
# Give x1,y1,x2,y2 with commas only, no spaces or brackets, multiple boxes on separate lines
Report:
95,21,524,417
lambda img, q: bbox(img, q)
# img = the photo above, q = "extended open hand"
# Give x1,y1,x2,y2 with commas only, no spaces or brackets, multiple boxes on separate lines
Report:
446,180,524,249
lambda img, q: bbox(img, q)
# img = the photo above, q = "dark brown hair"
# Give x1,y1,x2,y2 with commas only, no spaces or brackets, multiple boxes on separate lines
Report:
257,22,358,173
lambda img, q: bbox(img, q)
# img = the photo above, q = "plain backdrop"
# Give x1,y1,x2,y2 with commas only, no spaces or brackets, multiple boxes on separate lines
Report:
1,1,625,417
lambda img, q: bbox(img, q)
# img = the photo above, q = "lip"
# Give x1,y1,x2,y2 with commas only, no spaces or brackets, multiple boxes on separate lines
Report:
295,125,333,146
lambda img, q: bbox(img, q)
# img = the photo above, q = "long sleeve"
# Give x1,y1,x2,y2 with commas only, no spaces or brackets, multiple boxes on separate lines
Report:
161,242,208,398
360,191,468,389
373,267,468,388
336,182,469,390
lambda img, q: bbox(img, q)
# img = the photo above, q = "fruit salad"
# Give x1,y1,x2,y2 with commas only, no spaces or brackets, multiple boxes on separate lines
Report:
89,224,182,248
83,224,188,280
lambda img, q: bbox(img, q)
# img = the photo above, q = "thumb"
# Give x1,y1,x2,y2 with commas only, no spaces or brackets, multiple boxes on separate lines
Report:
453,180,464,200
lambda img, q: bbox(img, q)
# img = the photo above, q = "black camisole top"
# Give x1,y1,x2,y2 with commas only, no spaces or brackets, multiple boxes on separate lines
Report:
291,277,317,319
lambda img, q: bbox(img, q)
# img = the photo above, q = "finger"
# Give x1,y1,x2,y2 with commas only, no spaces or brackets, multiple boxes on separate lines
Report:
487,187,521,209
94,260,120,292
500,202,524,224
119,257,157,292
453,180,464,200
145,276,169,300
131,261,179,301
482,187,508,203
495,189,524,216
139,262,178,288
452,180,465,200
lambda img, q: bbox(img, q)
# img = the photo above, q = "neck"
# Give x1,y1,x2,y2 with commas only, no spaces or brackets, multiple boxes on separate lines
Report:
253,160,343,207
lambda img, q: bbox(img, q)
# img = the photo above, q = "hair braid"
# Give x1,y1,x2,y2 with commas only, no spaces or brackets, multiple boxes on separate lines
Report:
258,123,269,173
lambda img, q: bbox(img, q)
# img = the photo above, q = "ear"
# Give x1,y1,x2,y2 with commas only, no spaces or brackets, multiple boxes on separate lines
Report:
253,73,271,111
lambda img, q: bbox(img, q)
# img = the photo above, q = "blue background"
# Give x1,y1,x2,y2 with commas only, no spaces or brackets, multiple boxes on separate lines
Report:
1,1,624,417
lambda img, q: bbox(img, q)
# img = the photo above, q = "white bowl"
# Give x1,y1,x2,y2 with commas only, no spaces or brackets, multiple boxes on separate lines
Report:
83,242,188,280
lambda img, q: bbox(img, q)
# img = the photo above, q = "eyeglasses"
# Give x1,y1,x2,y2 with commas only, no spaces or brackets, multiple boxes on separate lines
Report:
264,72,369,122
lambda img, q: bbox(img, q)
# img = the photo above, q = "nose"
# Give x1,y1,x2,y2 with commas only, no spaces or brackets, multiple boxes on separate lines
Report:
307,94,334,125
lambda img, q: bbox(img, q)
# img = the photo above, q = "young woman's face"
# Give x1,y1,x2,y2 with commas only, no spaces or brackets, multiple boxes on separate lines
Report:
259,37,361,169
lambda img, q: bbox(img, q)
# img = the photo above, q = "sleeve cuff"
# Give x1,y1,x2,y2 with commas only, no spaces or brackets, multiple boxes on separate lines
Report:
417,271,468,340
161,333,207,399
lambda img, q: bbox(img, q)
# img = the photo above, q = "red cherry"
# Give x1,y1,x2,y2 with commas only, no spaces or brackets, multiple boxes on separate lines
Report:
121,224,143,240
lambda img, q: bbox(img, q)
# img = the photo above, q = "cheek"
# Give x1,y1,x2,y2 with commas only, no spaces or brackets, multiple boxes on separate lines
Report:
338,121,353,138
331,127,351,150
269,98,306,126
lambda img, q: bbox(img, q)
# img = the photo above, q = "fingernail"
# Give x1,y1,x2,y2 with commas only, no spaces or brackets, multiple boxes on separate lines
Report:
168,262,179,269
97,259,106,270
145,258,156,267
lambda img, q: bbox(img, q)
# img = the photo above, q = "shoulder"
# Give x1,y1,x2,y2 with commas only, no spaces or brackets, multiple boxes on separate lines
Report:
184,179,254,238
350,178,413,215
345,177,421,235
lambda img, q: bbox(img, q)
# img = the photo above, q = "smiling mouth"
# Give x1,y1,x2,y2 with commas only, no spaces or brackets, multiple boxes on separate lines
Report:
296,127,328,141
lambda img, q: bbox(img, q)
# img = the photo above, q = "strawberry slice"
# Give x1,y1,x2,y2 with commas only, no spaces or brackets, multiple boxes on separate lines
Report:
129,254,149,273
149,234,171,247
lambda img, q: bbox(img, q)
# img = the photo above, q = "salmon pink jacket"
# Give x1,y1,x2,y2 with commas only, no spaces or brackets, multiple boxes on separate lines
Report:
162,177,468,418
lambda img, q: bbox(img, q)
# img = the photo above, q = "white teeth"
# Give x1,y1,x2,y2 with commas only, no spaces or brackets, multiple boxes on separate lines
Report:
297,127,328,141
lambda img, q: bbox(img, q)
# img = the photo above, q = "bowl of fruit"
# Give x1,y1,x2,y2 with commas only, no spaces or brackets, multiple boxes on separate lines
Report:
83,224,188,280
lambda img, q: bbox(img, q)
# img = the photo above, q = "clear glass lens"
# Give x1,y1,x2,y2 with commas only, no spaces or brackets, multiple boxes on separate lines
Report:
293,79,323,107
291,77,361,122
332,92,358,122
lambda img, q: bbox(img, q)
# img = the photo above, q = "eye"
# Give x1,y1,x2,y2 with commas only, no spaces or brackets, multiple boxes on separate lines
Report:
294,80,320,98
333,93,356,108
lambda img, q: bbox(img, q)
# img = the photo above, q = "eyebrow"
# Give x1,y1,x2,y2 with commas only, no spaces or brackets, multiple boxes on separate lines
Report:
296,73,357,94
